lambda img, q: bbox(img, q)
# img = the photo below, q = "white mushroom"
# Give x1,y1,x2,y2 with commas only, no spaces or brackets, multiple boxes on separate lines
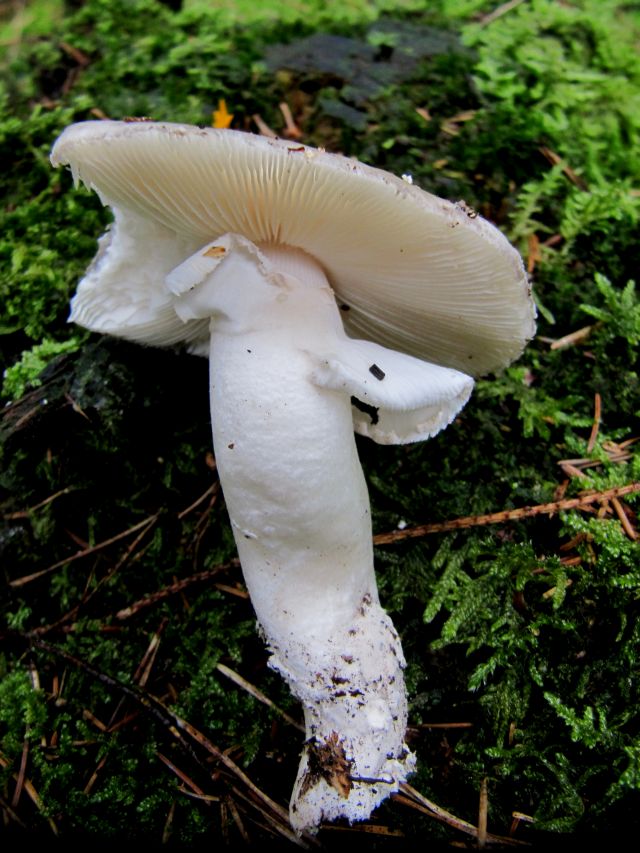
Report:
50,121,536,832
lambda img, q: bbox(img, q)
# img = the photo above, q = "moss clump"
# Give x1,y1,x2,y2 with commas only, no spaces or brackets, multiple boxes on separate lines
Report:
2,336,81,398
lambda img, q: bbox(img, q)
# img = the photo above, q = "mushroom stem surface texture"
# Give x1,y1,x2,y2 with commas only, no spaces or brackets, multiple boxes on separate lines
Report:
50,120,536,835
167,235,446,828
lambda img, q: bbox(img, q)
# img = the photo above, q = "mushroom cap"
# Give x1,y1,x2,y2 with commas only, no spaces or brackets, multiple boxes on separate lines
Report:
51,121,535,376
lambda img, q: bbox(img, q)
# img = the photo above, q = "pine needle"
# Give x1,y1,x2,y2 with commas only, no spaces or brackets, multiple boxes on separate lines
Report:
374,484,640,545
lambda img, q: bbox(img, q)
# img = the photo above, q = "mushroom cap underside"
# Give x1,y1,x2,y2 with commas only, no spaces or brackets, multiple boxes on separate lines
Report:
51,121,536,376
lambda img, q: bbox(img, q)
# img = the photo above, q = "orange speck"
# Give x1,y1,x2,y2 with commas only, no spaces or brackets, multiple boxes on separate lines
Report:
212,99,233,129
203,245,226,258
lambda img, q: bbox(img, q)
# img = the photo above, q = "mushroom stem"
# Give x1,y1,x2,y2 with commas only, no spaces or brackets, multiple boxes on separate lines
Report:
168,236,415,830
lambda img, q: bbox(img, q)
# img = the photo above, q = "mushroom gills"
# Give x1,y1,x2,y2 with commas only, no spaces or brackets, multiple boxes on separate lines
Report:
70,204,209,349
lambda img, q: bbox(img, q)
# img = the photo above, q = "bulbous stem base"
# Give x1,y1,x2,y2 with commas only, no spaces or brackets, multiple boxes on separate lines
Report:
265,593,415,832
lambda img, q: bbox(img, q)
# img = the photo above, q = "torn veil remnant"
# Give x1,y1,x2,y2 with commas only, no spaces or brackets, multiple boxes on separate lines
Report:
50,121,536,833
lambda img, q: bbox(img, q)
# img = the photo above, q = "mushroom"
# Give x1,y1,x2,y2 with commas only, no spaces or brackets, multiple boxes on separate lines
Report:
50,121,536,832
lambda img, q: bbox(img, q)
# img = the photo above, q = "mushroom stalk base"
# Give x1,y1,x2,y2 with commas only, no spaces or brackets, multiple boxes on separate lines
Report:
268,595,415,832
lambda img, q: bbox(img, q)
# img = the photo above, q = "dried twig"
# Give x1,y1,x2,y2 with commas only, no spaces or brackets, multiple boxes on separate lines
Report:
83,755,107,795
526,233,541,275
478,0,526,27
10,513,160,588
0,752,58,835
320,823,405,836
558,461,588,480
162,800,177,845
558,444,636,472
82,709,107,732
226,794,251,843
89,106,109,120
134,618,168,688
586,392,602,453
11,740,29,809
157,751,208,798
279,101,302,139
2,486,74,520
546,323,597,350
510,811,535,837
59,41,90,66
441,110,477,136
252,114,277,138
216,663,304,732
231,786,312,848
25,515,160,637
177,481,219,519
177,786,220,802
0,791,26,829
213,582,249,599
114,560,240,620
395,783,529,846
478,777,488,848
26,638,315,847
104,619,168,736
611,497,638,540
373,484,640,545
557,435,637,495
539,146,589,191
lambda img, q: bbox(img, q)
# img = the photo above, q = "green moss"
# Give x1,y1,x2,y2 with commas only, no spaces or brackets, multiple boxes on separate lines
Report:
2,336,81,398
